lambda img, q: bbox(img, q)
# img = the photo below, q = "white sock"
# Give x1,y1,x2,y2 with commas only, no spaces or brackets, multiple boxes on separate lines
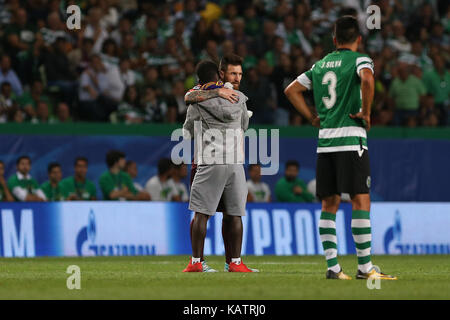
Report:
192,257,201,264
231,258,241,265
358,262,374,274
328,264,341,273
319,212,341,274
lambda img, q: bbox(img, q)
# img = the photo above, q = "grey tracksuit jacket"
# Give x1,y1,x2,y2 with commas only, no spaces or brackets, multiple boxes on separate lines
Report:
183,90,249,165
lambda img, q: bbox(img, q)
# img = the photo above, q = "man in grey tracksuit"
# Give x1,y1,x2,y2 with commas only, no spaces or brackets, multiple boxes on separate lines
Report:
183,88,249,216
182,60,255,272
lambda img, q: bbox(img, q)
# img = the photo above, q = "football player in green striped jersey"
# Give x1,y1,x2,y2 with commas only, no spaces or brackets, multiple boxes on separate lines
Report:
285,16,396,281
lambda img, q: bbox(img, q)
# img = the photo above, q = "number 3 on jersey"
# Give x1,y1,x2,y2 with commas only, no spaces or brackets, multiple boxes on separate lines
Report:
321,71,337,109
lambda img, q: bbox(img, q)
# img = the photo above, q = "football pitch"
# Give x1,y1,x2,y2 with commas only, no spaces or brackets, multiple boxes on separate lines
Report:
0,255,449,300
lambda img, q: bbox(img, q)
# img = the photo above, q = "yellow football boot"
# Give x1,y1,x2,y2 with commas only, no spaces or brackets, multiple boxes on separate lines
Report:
326,269,352,280
356,268,398,280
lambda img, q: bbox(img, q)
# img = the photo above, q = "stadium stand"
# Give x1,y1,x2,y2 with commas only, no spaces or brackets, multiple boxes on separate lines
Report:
0,0,447,126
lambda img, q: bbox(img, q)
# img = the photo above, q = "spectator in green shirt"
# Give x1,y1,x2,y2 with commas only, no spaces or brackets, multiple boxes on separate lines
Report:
4,8,36,57
30,101,52,124
0,160,14,202
40,162,64,201
264,36,285,68
422,55,450,125
99,150,149,201
389,62,427,126
50,102,72,124
7,155,46,201
60,157,97,201
17,79,50,120
116,85,143,124
124,160,150,200
275,160,314,203
0,81,18,123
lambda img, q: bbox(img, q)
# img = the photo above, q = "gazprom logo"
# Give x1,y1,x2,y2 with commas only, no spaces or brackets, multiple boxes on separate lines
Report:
76,209,155,256
384,210,450,254
0,209,35,257
76,209,96,255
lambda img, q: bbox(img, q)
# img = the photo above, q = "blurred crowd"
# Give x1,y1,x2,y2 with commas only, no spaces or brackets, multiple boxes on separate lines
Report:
0,0,448,127
0,152,192,202
1,152,318,203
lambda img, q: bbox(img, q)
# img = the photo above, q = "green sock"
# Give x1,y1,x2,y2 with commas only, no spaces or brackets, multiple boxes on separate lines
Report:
351,210,373,273
319,211,340,273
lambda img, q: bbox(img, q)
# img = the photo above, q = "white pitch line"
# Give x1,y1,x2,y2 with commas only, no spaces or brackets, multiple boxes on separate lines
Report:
143,261,319,265
258,262,319,265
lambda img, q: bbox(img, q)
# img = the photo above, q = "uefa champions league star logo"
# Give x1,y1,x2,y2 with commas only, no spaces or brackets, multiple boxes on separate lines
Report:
384,211,402,254
87,209,96,243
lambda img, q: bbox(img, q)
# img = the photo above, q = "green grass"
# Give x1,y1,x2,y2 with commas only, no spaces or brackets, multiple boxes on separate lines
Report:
0,255,449,299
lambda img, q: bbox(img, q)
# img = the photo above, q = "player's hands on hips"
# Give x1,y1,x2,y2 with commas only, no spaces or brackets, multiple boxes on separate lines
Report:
218,87,239,103
310,115,320,128
349,112,371,131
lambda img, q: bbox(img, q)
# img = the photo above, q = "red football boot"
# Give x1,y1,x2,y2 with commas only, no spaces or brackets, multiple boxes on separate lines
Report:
183,258,203,272
228,261,254,272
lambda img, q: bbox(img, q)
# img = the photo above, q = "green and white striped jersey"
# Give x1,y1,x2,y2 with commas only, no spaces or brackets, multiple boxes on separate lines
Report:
297,49,374,153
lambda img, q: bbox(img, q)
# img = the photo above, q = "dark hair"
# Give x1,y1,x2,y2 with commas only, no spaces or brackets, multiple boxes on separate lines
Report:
272,35,284,46
32,79,43,86
16,155,31,165
102,38,118,55
55,36,67,44
157,158,173,175
74,157,88,166
119,16,130,24
195,60,219,85
285,160,299,170
1,81,11,89
82,37,94,46
106,150,126,168
219,53,243,73
333,15,360,45
124,85,139,104
90,53,101,62
47,162,61,173
175,18,185,26
248,164,261,171
339,7,358,18
7,106,21,121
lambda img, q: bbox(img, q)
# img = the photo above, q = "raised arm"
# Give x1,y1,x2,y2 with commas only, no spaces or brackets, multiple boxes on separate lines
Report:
184,87,239,105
